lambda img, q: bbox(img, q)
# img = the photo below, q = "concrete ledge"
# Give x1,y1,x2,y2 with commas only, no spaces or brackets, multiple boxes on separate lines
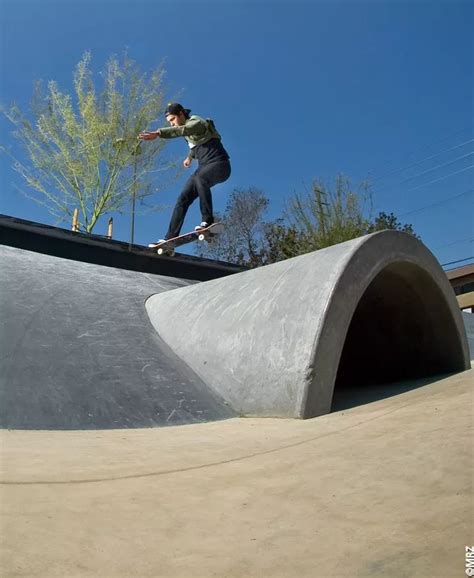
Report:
146,231,470,419
0,213,245,281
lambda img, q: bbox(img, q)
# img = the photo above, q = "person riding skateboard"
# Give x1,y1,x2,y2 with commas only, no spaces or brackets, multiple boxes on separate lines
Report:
138,103,231,247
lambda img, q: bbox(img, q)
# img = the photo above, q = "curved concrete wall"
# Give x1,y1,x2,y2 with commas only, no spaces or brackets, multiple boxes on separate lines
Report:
146,231,470,419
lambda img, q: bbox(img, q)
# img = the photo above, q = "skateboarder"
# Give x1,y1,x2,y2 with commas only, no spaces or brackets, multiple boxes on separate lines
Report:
138,103,231,247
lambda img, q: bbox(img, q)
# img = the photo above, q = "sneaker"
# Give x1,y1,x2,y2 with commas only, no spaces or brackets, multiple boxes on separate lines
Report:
195,221,211,231
148,239,167,248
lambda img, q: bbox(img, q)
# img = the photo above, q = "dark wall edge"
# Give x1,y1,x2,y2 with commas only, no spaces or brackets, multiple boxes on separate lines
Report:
0,214,246,282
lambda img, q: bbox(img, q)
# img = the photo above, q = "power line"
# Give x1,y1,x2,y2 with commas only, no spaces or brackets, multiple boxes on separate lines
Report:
369,126,472,179
371,138,474,185
442,257,474,268
398,188,473,217
376,151,473,193
435,237,474,249
403,164,474,194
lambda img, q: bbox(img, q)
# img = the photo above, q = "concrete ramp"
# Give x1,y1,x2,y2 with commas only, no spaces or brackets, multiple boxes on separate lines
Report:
146,231,470,419
0,246,236,429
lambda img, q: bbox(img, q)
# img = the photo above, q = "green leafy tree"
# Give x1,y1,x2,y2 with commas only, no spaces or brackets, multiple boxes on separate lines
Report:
262,220,306,264
286,174,372,252
196,188,306,267
2,52,177,233
367,211,419,237
196,177,419,267
196,187,272,267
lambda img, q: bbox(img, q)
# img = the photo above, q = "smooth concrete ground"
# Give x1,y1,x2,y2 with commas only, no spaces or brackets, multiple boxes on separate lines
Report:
1,370,473,578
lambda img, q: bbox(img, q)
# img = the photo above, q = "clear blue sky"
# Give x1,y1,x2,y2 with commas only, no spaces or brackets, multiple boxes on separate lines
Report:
0,0,472,267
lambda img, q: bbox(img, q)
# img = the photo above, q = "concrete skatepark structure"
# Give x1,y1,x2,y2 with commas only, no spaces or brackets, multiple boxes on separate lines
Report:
147,230,470,419
0,217,471,429
1,216,472,578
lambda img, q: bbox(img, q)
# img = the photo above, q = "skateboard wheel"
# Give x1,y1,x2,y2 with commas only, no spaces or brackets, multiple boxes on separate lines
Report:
157,248,175,256
198,234,206,241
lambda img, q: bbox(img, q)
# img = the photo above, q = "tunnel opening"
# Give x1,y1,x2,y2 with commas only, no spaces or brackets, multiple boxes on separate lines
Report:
331,261,466,411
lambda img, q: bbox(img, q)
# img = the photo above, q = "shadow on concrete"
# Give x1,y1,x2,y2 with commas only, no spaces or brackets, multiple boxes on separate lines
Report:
330,372,453,412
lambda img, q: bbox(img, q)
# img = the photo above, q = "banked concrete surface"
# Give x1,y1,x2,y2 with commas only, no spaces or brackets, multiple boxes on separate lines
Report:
147,230,470,419
0,245,236,429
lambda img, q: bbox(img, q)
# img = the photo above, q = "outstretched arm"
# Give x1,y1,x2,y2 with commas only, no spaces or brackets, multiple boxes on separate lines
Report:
138,117,207,141
138,117,208,142
158,117,207,139
138,129,161,141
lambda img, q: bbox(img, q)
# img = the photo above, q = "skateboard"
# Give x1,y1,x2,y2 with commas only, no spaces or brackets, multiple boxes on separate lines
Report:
152,222,224,256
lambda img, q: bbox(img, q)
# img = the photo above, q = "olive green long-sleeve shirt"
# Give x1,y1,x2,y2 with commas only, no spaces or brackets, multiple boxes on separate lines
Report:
158,115,222,159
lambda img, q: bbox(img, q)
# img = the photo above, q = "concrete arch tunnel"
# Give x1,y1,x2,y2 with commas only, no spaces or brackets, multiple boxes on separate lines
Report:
146,230,470,419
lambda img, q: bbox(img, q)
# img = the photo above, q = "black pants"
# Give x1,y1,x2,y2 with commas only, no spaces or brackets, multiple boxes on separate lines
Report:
166,160,231,239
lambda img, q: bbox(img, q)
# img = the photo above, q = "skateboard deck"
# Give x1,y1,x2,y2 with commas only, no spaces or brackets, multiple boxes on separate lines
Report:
152,222,224,256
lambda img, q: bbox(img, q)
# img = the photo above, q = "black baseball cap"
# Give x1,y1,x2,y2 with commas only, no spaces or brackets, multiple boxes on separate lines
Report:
165,102,191,116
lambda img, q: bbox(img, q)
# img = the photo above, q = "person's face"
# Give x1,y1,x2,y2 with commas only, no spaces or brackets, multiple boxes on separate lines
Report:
166,112,186,126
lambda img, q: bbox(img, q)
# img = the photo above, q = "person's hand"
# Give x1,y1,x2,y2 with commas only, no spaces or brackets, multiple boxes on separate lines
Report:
183,157,192,168
138,130,160,141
